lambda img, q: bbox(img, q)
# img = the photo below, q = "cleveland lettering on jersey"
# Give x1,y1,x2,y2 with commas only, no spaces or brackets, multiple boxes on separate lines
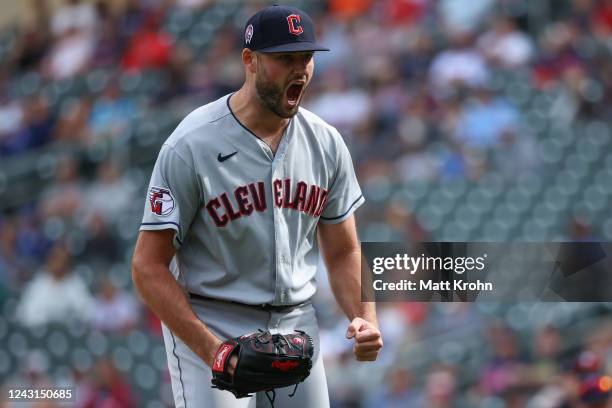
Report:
205,179,327,227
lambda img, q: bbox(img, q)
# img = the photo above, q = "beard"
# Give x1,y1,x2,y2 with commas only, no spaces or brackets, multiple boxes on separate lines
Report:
255,67,300,119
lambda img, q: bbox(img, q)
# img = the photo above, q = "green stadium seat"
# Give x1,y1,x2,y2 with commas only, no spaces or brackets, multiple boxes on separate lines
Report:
0,349,11,376
544,186,570,213
399,181,430,207
521,219,549,241
576,138,602,163
602,219,612,240
135,363,157,390
538,138,564,165
47,329,69,358
71,347,94,373
454,205,481,230
127,330,150,357
363,179,392,203
442,222,470,241
86,69,112,94
583,185,608,213
467,188,495,214
14,71,42,97
87,330,110,357
152,345,168,371
564,153,590,179
440,178,467,201
164,8,195,38
112,345,134,373
555,170,581,197
417,205,444,233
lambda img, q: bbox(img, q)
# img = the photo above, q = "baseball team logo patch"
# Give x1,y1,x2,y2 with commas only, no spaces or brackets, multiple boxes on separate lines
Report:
245,24,254,44
149,187,175,216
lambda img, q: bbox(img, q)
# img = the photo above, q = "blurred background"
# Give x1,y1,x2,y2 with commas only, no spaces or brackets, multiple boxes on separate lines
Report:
0,0,611,406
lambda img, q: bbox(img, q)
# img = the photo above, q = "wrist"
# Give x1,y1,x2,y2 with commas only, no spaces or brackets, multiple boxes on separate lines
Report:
200,337,223,368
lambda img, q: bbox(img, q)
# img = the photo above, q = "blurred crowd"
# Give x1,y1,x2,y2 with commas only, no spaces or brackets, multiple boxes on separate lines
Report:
0,0,611,406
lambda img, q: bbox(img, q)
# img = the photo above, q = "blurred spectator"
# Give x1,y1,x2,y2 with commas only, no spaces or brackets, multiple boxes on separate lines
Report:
422,365,460,408
491,129,539,177
78,358,135,408
81,213,120,262
174,0,213,11
0,95,54,156
14,209,51,268
91,277,139,333
429,32,490,96
51,0,98,38
328,0,372,21
90,1,122,69
477,17,534,68
9,0,51,73
15,243,94,327
569,216,597,241
307,69,372,133
40,156,85,220
83,160,136,224
438,0,495,32
0,93,23,144
529,325,563,385
88,81,137,139
454,87,520,148
46,27,95,80
121,12,173,72
383,0,429,26
53,97,92,144
117,0,148,42
479,324,530,398
0,217,29,292
591,0,612,37
365,366,421,407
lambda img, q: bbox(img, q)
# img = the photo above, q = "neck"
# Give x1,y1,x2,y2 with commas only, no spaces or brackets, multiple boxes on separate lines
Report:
230,86,290,139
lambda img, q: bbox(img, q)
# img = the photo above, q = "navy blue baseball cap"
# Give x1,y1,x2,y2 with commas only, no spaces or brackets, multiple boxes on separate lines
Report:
243,5,329,53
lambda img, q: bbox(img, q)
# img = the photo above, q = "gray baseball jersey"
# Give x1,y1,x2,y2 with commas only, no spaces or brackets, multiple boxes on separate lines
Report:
140,93,364,305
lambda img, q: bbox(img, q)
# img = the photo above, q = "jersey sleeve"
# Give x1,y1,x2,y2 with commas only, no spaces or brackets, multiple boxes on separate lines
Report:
140,143,201,248
319,133,365,224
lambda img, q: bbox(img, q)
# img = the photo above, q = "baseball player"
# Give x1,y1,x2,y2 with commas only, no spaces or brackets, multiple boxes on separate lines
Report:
132,5,382,407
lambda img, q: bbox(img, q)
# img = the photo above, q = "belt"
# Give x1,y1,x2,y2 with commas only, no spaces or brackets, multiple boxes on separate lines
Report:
188,292,311,313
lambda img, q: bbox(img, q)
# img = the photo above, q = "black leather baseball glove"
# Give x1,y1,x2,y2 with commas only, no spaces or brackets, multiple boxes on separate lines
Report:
211,330,313,404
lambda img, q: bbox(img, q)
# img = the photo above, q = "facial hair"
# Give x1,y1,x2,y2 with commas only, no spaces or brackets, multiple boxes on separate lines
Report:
254,63,299,119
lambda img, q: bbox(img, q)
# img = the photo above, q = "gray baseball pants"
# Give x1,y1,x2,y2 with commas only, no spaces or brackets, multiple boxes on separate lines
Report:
161,297,330,408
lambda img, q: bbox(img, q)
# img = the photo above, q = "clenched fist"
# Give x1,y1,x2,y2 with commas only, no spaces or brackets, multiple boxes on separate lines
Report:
345,317,383,361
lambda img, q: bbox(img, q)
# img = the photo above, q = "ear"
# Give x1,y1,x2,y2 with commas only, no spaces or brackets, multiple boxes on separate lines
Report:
242,49,257,74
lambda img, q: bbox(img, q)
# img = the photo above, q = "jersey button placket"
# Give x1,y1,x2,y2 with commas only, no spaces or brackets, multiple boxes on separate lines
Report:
272,162,284,305
271,125,292,305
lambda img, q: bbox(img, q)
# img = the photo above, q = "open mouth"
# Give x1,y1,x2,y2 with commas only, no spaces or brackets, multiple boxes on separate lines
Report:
286,82,305,106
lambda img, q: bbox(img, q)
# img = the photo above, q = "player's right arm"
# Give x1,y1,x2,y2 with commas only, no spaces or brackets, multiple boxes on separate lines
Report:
132,229,222,367
134,140,224,368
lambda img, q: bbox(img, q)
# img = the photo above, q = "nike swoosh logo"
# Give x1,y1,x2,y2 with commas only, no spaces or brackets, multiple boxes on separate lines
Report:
217,152,238,162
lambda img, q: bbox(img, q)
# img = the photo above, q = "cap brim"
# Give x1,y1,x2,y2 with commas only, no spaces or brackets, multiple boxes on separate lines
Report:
256,42,330,53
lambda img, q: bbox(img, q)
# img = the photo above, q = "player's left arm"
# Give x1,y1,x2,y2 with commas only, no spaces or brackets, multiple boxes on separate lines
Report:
318,215,383,361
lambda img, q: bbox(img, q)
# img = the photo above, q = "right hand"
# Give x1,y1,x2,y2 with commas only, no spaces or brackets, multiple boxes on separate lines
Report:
227,355,238,376
209,339,238,376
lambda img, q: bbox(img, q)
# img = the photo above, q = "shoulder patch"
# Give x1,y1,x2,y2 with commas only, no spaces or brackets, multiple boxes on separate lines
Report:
148,187,176,216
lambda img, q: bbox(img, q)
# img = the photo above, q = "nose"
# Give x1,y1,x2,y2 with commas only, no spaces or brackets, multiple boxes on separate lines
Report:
292,56,310,76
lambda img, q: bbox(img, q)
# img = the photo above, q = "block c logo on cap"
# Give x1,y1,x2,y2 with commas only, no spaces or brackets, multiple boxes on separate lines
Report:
287,14,303,35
